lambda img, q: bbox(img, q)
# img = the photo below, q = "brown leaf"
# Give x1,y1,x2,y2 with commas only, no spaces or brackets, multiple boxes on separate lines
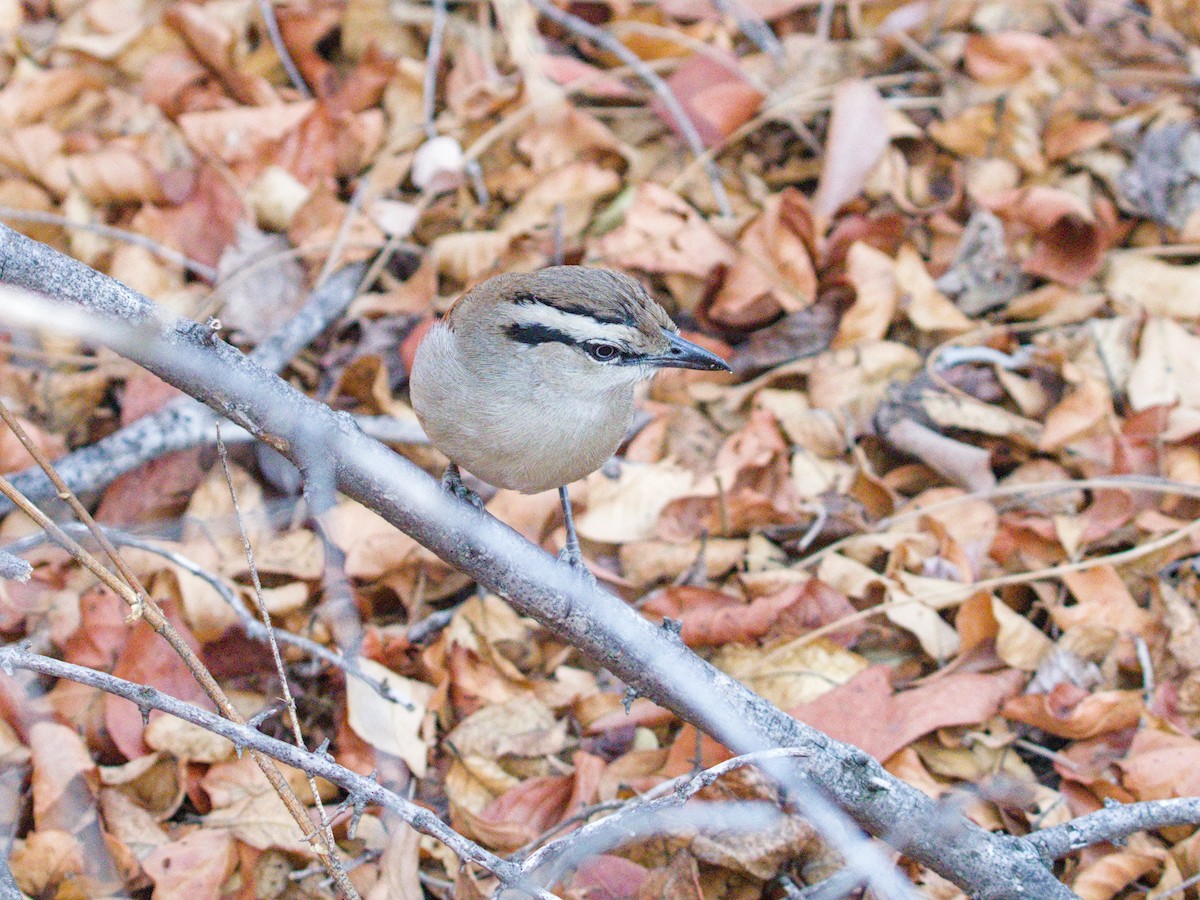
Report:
571,855,651,899
1038,375,1112,452
986,187,1125,286
541,55,637,101
142,828,236,899
833,242,898,348
713,636,869,712
105,603,215,761
0,414,64,473
642,580,861,648
593,182,735,278
1070,834,1163,900
793,666,1026,761
653,52,764,148
707,188,818,331
455,775,573,853
1117,728,1200,800
963,32,1062,84
60,586,126,671
9,830,85,898
30,721,97,833
346,658,433,777
1003,685,1143,740
813,80,890,220
366,813,422,900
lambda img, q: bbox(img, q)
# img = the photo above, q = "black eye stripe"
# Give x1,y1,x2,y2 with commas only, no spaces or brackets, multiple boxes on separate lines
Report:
503,322,575,347
503,323,631,364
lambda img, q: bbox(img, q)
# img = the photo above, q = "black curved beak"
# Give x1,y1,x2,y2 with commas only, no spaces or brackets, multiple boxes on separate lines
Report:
643,329,732,371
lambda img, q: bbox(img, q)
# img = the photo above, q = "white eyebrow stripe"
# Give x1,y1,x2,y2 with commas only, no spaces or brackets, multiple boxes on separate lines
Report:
511,304,642,345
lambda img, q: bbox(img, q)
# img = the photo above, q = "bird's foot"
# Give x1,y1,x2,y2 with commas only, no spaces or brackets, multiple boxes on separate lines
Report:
557,545,596,583
556,485,595,582
441,463,484,510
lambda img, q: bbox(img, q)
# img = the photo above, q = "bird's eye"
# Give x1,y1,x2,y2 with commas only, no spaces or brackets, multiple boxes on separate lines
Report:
586,343,621,362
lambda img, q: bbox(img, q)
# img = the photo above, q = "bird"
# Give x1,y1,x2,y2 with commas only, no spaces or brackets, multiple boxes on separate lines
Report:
409,265,731,575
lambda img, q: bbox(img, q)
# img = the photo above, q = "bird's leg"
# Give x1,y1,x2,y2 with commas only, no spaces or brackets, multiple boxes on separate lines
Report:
557,485,593,579
441,462,484,510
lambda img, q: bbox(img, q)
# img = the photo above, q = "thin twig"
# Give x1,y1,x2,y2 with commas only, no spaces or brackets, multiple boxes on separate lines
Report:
419,0,487,205
423,0,448,140
792,868,864,900
710,0,784,62
257,0,312,97
316,178,371,289
815,0,836,41
294,429,373,680
0,206,217,280
1026,797,1200,862
522,747,876,888
0,644,561,900
1155,868,1200,899
214,425,345,886
526,0,733,218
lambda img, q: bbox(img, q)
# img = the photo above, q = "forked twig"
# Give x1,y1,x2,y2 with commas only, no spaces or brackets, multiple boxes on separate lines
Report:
0,402,358,898
0,644,561,900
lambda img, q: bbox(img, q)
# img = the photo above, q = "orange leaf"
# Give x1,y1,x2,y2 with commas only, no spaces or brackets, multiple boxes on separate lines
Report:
793,666,1025,761
1003,685,1143,740
653,52,764,147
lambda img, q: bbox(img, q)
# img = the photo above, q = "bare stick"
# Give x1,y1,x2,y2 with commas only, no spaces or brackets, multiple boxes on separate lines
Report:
0,206,218,280
0,549,30,582
294,426,371,671
214,425,344,880
526,0,733,218
522,748,814,876
0,644,559,900
1026,797,1200,863
710,0,784,61
419,0,487,204
423,0,448,140
257,0,312,97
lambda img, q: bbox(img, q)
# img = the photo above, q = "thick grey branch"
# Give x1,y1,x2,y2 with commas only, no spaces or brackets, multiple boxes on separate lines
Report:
0,262,367,514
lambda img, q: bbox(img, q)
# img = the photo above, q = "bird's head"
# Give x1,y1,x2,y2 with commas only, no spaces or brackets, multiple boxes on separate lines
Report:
450,266,730,386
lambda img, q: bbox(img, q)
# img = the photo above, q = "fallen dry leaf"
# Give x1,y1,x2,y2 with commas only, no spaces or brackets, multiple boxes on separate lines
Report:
1003,685,1143,741
792,666,1026,762
813,80,891,220
346,657,434,777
